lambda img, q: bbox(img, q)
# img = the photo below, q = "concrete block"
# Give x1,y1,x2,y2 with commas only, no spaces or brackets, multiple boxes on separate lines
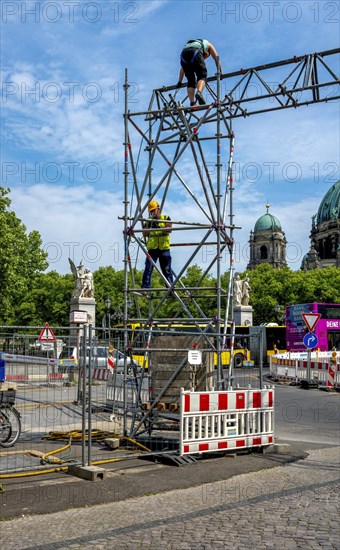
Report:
69,465,107,481
263,443,291,455
0,381,17,391
104,438,120,450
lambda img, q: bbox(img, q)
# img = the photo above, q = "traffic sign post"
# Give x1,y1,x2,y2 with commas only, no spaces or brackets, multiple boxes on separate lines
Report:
302,313,321,333
301,312,320,387
303,333,319,349
38,323,57,371
38,323,56,342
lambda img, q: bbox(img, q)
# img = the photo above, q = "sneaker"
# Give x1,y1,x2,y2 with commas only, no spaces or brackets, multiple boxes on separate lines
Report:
190,101,196,106
195,91,206,105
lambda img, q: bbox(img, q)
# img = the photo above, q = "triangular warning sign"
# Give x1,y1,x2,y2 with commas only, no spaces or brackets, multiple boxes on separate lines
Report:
302,313,321,333
38,323,56,342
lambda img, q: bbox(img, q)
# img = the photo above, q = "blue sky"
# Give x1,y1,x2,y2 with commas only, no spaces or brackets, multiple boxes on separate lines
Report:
1,0,339,276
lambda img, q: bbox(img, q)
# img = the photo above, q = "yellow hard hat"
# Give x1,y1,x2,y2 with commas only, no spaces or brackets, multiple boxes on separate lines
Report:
148,200,159,212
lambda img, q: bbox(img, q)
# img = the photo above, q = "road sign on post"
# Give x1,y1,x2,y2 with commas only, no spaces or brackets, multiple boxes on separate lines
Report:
302,313,321,333
38,323,56,342
301,312,320,387
303,332,319,349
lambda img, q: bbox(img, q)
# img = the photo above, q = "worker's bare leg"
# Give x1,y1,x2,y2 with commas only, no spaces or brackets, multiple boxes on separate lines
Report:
187,87,195,103
195,79,206,105
196,80,206,93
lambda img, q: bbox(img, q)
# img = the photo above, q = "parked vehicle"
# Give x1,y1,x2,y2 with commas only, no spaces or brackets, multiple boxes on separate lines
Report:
59,345,139,374
59,346,78,371
109,349,140,374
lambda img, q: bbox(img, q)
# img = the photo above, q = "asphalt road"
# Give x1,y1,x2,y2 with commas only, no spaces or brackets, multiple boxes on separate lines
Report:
274,383,340,444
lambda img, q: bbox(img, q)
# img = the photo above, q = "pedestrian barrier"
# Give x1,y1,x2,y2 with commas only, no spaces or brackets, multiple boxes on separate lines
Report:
91,367,109,381
2,353,57,367
179,387,274,456
2,353,68,385
5,373,68,384
270,355,340,388
277,351,337,360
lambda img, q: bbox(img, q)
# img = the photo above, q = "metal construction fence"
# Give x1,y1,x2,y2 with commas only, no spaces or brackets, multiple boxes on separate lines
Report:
0,326,275,484
0,325,145,482
106,375,150,411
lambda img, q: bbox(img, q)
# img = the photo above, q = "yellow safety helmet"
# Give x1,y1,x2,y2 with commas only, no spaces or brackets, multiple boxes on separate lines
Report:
148,200,159,212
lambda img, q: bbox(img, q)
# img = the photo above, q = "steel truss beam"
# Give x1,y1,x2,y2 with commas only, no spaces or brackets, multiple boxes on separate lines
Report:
120,49,339,437
135,48,340,124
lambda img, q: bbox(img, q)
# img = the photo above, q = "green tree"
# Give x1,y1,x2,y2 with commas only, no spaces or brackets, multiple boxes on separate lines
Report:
17,272,74,326
245,265,340,325
0,187,48,324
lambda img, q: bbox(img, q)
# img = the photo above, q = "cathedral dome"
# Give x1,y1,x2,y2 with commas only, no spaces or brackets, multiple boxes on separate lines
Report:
247,203,287,270
254,204,282,232
303,180,340,270
316,180,340,224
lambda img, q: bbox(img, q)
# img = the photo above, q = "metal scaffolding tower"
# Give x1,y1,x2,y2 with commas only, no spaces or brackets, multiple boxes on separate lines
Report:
120,48,340,438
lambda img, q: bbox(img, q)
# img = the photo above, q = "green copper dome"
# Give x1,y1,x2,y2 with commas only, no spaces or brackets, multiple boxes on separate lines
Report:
254,204,282,232
316,181,340,224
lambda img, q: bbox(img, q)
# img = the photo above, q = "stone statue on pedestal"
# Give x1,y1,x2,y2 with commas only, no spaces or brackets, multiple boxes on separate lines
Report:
233,273,253,327
68,258,96,346
241,274,251,306
69,259,94,299
233,274,243,306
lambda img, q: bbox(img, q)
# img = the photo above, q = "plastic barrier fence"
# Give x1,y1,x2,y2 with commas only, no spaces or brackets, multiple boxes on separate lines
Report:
179,387,274,456
2,353,67,384
276,351,337,360
270,356,340,388
85,367,108,381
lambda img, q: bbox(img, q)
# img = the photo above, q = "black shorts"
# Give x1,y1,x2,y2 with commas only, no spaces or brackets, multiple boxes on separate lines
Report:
180,48,207,88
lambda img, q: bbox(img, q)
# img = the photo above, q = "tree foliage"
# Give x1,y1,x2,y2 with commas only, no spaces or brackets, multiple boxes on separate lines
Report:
0,187,48,324
245,264,340,325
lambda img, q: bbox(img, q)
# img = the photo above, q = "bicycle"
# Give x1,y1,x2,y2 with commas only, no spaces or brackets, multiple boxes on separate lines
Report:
0,405,21,448
0,388,21,448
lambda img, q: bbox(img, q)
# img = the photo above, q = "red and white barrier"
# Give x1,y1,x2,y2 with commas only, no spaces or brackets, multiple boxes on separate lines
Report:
90,368,108,381
5,373,68,384
180,388,274,456
327,363,336,387
270,356,340,388
3,353,65,385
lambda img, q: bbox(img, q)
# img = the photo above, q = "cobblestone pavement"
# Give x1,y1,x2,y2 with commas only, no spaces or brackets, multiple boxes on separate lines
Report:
1,446,339,550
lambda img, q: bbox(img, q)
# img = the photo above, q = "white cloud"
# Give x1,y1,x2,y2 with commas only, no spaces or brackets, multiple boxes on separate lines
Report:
101,0,168,38
10,184,126,274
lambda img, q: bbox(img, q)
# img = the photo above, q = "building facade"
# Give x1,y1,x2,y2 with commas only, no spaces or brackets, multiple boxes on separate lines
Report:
247,204,287,270
301,180,340,270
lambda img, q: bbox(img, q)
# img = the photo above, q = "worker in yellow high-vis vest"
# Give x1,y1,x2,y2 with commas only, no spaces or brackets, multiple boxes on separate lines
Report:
142,200,174,289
